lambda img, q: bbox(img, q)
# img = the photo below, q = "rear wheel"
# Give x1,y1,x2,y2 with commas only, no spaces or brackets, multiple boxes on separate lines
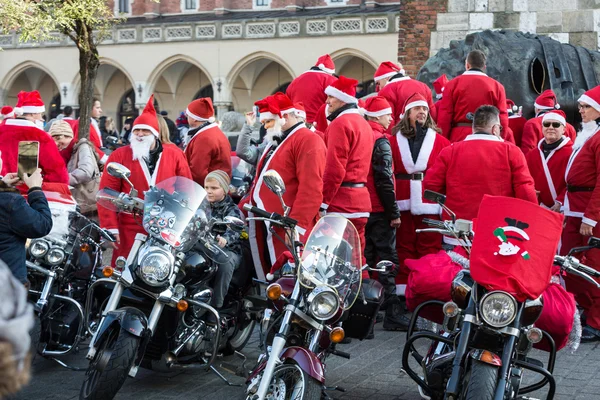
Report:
252,362,321,400
464,360,498,400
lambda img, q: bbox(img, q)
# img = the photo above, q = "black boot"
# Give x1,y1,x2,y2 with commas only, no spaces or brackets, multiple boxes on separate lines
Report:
383,296,410,331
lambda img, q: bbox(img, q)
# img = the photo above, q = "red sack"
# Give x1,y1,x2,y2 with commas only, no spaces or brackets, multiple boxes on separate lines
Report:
405,251,463,324
534,282,577,352
470,196,563,302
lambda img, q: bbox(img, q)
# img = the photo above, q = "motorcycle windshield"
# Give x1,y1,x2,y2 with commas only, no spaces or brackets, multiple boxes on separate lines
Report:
96,187,122,213
142,176,209,251
44,191,78,244
299,215,362,310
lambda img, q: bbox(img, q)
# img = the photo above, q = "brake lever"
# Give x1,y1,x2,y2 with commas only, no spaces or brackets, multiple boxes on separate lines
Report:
566,266,600,288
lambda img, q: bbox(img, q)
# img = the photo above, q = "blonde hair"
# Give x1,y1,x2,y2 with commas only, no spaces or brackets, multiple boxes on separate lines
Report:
157,115,172,144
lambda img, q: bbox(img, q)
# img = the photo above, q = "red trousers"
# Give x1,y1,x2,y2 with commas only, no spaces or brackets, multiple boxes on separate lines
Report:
560,217,600,330
396,211,442,286
348,217,369,280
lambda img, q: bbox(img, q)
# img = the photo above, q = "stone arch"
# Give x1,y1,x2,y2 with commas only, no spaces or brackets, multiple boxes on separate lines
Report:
70,57,136,99
331,49,379,96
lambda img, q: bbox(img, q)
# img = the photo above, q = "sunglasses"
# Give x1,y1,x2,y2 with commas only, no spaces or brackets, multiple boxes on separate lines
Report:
542,122,562,128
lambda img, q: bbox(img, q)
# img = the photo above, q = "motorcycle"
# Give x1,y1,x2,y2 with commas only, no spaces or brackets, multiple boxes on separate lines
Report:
243,170,388,400
401,190,600,400
79,162,261,400
26,190,115,363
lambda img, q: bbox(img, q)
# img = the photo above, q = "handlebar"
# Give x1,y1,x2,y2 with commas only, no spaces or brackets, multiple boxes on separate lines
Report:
554,255,600,288
243,204,297,227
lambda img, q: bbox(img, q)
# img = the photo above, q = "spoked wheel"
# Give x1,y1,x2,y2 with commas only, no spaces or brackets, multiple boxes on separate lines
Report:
79,327,139,400
263,363,321,400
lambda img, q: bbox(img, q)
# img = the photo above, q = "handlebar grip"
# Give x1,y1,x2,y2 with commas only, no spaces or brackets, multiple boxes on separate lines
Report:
243,204,273,219
576,263,600,278
243,204,298,226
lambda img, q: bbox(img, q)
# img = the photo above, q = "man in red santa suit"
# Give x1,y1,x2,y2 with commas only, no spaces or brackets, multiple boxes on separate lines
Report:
293,102,325,142
247,94,326,280
520,89,577,155
184,97,232,186
0,91,69,185
437,50,511,143
320,76,373,277
558,86,600,342
507,99,527,147
424,105,537,245
98,95,192,264
377,61,437,125
286,54,338,125
389,93,450,293
432,74,449,118
525,110,573,210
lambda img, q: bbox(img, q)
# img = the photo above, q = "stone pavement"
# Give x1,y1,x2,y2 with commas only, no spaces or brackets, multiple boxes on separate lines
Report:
13,323,600,400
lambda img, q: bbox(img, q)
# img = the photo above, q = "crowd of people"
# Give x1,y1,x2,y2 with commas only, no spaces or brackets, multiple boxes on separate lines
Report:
1,47,600,385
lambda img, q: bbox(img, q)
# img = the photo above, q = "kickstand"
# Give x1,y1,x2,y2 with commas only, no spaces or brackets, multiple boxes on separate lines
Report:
45,356,85,371
210,365,243,387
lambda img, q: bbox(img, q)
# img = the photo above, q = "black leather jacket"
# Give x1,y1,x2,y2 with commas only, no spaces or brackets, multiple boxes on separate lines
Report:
372,136,401,220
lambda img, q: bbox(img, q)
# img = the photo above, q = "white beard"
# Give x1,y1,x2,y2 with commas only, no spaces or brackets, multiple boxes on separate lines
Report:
574,121,599,150
131,135,155,161
264,118,285,143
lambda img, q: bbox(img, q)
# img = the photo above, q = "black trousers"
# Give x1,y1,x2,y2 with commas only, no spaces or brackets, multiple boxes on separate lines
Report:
365,212,399,300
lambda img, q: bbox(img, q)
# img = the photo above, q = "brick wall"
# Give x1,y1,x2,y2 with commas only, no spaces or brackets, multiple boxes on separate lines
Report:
160,0,183,14
398,0,447,77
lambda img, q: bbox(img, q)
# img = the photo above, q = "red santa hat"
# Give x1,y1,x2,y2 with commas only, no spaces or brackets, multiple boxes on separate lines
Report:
254,96,282,122
1,106,14,119
578,85,600,113
272,92,295,115
357,99,367,116
374,61,404,82
506,99,518,114
542,110,566,126
324,75,359,105
401,92,429,119
132,94,160,137
186,97,215,123
293,102,306,119
15,90,45,115
315,54,335,74
432,74,449,99
364,96,392,117
534,89,560,110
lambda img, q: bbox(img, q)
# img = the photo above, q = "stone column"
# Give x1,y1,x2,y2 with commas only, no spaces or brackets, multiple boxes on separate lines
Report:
211,76,233,119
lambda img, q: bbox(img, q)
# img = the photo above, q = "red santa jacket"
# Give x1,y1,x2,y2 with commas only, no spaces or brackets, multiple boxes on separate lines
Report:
313,103,329,133
562,128,600,227
526,137,572,208
437,70,510,142
389,127,450,215
321,108,373,217
185,122,232,186
286,70,337,124
424,134,537,224
509,114,527,148
520,115,577,155
248,124,326,279
366,120,396,214
378,76,437,123
0,118,69,184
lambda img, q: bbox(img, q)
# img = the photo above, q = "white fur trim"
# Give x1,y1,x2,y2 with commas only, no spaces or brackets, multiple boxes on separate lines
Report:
542,113,566,125
404,100,429,114
463,70,487,76
326,212,370,219
374,71,397,82
100,154,108,164
578,94,600,113
537,136,570,202
138,151,163,187
13,107,23,116
563,195,585,218
396,284,406,296
324,86,358,104
21,105,45,114
5,118,39,129
294,109,306,119
364,108,392,117
259,111,278,122
396,128,436,173
396,199,410,211
463,134,503,142
410,179,441,215
436,94,443,100
317,64,335,74
186,107,216,123
188,122,218,146
338,108,361,117
132,123,159,138
582,217,598,227
1,111,15,118
534,102,556,111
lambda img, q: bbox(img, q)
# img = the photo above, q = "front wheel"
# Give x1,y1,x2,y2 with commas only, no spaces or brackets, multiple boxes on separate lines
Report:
79,327,139,400
250,362,321,400
464,360,498,400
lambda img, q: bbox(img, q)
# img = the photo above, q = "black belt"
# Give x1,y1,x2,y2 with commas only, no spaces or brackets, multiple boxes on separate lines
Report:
341,182,365,188
567,185,594,193
395,172,425,181
455,123,471,127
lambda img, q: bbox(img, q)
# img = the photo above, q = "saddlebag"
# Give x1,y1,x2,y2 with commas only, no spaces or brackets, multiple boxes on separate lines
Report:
343,279,384,340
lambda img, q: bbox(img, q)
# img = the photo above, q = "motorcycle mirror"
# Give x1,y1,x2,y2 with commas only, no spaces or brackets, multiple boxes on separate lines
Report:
106,135,119,145
588,237,600,249
424,189,446,205
106,162,131,179
263,170,286,196
375,260,395,273
224,216,245,232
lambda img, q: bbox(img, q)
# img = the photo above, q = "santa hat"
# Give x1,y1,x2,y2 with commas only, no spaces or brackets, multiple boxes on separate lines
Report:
254,96,282,122
132,94,160,137
506,99,518,114
364,96,392,117
15,90,45,114
578,85,600,113
272,92,295,115
293,102,306,119
534,89,560,110
357,99,366,116
374,61,404,82
266,251,295,281
186,97,215,123
400,92,429,119
433,74,449,99
0,106,14,119
315,54,335,74
324,76,359,105
542,110,566,126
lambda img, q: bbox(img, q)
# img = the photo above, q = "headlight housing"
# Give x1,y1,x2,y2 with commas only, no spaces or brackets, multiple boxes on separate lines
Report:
307,285,340,321
480,291,517,328
29,240,50,258
137,248,173,287
46,247,66,266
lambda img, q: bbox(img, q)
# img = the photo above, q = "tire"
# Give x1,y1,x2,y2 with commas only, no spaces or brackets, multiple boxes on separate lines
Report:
30,314,42,363
464,360,498,400
226,316,256,353
79,327,139,400
251,362,321,400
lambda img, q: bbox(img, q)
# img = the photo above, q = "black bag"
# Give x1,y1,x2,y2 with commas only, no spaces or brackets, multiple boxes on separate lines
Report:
343,279,384,340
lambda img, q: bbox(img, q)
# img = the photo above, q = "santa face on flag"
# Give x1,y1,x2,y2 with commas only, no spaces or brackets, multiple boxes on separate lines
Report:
492,219,531,260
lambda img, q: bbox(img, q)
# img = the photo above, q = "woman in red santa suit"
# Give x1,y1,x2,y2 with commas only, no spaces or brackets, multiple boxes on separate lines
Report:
525,110,573,211
98,95,192,265
389,93,450,295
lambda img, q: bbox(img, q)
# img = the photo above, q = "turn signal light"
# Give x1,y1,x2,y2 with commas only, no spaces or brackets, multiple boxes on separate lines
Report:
443,301,459,318
102,266,114,278
177,300,189,312
80,243,90,252
477,350,502,366
526,327,543,344
266,283,282,301
330,327,345,344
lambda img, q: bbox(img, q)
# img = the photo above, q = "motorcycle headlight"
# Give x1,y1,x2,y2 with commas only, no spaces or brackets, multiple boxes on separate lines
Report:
307,286,340,321
480,291,518,328
138,250,173,287
46,248,66,266
29,240,50,258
